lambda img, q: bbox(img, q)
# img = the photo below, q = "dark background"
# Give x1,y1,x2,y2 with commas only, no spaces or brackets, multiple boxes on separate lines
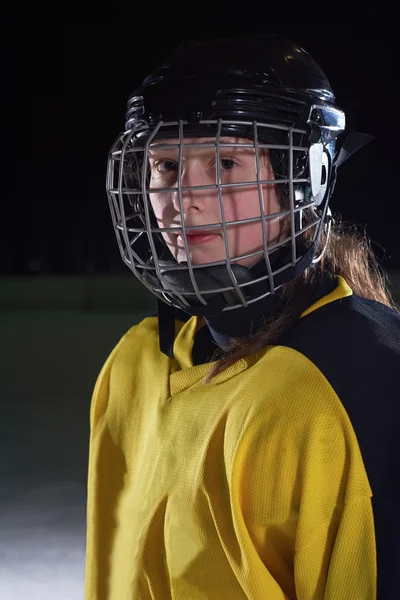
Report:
2,11,399,599
2,11,398,277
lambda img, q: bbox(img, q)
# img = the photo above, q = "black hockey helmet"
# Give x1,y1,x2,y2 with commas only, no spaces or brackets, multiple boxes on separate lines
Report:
106,34,372,355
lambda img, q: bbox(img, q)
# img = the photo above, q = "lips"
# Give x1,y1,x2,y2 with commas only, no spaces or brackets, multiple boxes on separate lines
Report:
176,229,221,246
185,228,221,236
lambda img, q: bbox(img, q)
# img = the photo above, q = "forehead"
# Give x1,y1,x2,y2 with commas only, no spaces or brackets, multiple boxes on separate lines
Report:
148,136,252,155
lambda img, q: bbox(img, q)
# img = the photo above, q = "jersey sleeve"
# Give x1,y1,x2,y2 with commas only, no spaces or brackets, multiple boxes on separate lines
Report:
235,344,377,600
89,336,125,431
280,294,400,598
84,333,129,600
294,496,376,599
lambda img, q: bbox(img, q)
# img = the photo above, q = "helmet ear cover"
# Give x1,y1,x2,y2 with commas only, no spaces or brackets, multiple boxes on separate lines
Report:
309,143,329,206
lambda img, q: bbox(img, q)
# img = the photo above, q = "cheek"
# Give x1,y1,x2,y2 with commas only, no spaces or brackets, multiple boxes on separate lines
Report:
148,193,177,250
149,192,174,225
222,187,282,251
221,188,258,223
148,191,163,220
222,187,279,229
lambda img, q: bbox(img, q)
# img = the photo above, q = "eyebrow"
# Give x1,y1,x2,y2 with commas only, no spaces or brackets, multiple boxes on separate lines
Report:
148,143,256,157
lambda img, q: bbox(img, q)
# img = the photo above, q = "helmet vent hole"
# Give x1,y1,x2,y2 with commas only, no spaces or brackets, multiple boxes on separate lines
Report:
321,165,327,186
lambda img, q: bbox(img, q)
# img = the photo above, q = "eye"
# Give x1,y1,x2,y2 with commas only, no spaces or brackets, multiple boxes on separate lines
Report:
154,160,177,173
220,158,237,170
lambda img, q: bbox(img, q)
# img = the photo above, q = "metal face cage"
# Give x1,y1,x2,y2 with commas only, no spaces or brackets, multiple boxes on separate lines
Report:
106,118,334,315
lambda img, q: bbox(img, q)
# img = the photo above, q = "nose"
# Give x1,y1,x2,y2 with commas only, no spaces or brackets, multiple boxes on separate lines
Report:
171,160,214,214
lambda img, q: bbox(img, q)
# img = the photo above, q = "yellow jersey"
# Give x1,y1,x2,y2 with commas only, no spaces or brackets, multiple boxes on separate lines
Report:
85,276,400,599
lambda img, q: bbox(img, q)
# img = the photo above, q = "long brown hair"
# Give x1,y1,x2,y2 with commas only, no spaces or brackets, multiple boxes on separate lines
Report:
203,172,398,384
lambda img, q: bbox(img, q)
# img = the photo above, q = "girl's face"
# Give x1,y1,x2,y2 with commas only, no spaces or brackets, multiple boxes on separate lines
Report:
148,137,283,268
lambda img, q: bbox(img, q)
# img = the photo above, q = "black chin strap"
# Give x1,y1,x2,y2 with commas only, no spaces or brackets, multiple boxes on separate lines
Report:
157,298,179,359
156,245,310,360
157,291,227,358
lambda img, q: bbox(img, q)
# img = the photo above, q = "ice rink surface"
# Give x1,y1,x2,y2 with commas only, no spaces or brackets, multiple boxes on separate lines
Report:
1,309,149,600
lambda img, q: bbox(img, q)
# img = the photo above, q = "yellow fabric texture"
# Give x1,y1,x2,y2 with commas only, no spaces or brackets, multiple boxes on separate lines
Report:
84,276,376,599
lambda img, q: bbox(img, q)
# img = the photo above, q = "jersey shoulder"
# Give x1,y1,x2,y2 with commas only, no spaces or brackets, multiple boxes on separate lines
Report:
280,293,400,493
283,293,400,364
